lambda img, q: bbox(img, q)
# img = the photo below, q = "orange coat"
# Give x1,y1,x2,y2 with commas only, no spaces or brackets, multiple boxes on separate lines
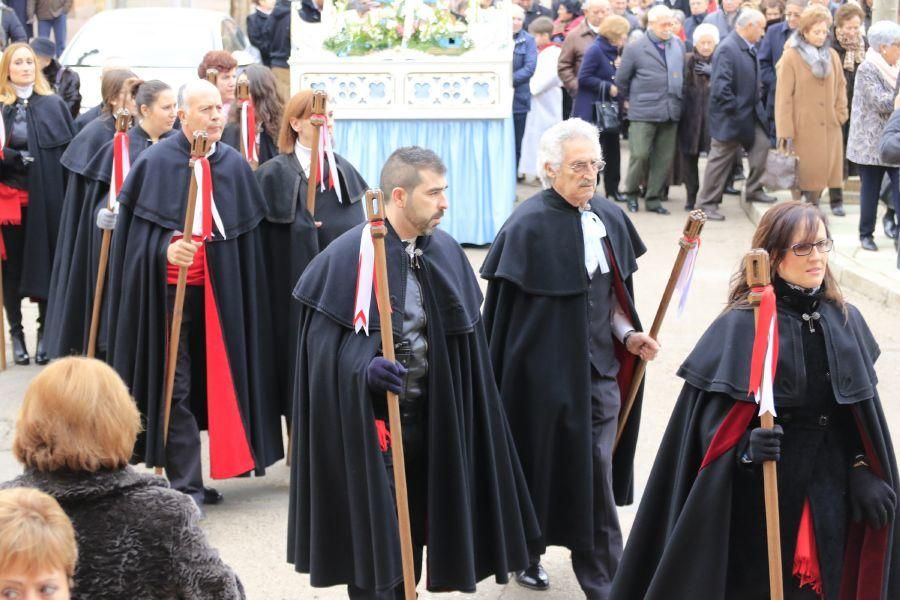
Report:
774,46,848,191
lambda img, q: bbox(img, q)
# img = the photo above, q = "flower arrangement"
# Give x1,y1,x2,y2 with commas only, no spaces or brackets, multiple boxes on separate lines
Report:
324,0,473,57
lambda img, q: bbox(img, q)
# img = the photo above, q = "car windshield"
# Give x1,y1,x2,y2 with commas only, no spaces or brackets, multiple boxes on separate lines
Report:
64,19,218,67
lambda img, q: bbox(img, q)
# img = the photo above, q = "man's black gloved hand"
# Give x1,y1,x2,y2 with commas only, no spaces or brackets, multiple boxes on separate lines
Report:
366,356,407,396
747,425,784,463
849,466,897,529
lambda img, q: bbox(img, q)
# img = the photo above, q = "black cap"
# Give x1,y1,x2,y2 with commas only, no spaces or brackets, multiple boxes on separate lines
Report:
30,37,56,58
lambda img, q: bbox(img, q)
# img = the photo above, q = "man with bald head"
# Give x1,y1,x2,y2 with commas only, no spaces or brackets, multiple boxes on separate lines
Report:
106,80,283,511
558,0,610,113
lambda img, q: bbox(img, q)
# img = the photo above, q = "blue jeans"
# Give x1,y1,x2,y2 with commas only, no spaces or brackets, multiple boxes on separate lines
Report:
38,15,66,57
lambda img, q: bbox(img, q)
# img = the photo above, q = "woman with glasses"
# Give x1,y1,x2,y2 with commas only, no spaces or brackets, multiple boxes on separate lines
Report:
613,201,899,599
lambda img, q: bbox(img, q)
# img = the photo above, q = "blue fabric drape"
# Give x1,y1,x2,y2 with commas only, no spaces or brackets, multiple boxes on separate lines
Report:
334,117,516,244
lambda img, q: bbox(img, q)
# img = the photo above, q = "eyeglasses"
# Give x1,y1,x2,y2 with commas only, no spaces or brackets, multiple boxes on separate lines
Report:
568,159,606,174
790,238,833,256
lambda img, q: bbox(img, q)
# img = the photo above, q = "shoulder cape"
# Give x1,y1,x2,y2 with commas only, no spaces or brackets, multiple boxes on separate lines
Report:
287,222,540,593
60,114,115,176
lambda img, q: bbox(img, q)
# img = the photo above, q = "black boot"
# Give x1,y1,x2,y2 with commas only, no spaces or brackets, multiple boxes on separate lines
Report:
34,330,48,365
829,187,845,216
685,192,696,211
11,330,29,365
884,209,897,240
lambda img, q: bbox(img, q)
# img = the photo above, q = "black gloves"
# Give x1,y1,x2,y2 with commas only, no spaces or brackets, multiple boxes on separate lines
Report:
693,60,712,77
746,425,784,464
367,357,407,396
849,466,897,529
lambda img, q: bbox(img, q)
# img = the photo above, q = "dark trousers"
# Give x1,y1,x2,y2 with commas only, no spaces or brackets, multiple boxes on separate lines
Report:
514,111,528,173
348,421,428,599
857,164,900,239
569,370,622,600
38,15,66,56
624,120,677,210
682,153,701,207
599,131,621,198
699,125,769,209
165,285,206,507
1,215,46,335
563,91,573,119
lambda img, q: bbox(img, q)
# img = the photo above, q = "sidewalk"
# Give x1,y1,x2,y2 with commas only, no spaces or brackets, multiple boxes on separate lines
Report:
742,195,900,309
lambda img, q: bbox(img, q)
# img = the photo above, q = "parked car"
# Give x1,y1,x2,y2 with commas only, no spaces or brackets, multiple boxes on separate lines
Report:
61,8,260,109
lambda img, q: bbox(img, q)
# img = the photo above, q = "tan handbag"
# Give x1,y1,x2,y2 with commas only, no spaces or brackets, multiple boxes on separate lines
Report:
763,138,799,191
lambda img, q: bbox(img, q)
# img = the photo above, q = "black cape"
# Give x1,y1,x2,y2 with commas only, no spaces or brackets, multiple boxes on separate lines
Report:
72,104,101,134
287,222,540,592
106,133,283,477
45,125,174,358
1,93,74,299
254,151,368,417
221,123,278,165
610,302,900,600
480,187,646,552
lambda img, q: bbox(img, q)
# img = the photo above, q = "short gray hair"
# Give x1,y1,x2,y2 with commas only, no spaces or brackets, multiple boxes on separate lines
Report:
537,119,602,188
735,8,765,28
179,79,220,110
379,146,447,198
647,4,673,22
692,22,720,46
867,20,900,52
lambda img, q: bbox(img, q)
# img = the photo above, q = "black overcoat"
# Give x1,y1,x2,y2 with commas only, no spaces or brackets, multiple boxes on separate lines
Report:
287,222,540,593
254,151,367,417
610,301,900,600
480,187,646,553
106,133,283,477
708,30,768,147
45,125,173,358
1,93,73,299
220,123,278,166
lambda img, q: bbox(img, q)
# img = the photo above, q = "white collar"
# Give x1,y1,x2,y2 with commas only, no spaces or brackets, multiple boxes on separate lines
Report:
13,84,33,99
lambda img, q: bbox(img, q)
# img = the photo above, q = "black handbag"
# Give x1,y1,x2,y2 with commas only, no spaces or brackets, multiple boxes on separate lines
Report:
592,87,620,135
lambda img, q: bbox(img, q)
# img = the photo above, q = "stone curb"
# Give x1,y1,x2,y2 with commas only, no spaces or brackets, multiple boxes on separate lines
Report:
741,198,900,310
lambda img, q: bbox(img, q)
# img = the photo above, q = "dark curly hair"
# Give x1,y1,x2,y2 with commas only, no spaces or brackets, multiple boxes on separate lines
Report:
228,64,283,137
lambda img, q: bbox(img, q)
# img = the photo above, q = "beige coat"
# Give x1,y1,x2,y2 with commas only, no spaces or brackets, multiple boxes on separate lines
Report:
774,47,849,191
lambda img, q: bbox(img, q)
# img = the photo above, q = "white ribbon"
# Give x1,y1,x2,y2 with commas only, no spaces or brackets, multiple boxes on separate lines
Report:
191,159,227,239
109,133,131,213
673,242,700,318
758,317,777,418
581,210,610,278
353,223,374,335
318,124,342,204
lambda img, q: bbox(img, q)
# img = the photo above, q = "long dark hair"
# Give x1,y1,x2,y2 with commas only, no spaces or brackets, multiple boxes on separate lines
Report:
228,64,283,137
726,201,845,310
131,79,171,112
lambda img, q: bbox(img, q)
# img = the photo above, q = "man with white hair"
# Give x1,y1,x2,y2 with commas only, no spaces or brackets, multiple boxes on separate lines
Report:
481,118,659,599
617,4,685,214
558,0,611,108
697,9,775,220
106,79,283,510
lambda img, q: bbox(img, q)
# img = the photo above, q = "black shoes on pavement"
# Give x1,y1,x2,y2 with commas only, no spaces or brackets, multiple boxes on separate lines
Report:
884,210,898,240
861,236,878,252
203,487,225,505
747,193,777,204
648,206,670,215
11,331,29,365
516,562,550,591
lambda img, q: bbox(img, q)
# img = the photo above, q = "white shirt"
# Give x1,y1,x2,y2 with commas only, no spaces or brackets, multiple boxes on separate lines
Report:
294,141,313,179
581,207,634,343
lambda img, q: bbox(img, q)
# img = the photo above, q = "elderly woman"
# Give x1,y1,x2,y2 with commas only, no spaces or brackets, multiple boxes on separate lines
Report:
612,200,899,599
827,2,866,216
846,20,900,252
674,23,718,210
573,14,631,201
512,3,538,178
0,488,77,600
0,357,245,599
775,4,848,205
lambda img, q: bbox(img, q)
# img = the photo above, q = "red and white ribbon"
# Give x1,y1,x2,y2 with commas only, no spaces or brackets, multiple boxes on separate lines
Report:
109,131,131,212
313,115,342,204
192,156,226,240
673,237,701,318
240,100,258,163
748,285,779,417
353,223,374,335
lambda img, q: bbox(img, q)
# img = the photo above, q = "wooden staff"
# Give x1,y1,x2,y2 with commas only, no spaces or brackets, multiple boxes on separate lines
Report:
745,248,784,600
365,189,416,600
614,210,707,450
0,256,5,370
86,109,131,358
205,68,219,85
305,91,327,217
236,74,258,171
155,131,211,476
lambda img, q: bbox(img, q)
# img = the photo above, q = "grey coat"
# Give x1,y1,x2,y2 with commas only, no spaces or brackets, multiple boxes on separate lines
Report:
847,60,899,167
1,467,245,600
617,32,685,122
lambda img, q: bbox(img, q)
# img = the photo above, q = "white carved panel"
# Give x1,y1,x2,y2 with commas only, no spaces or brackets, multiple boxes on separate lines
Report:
404,73,500,107
299,74,395,107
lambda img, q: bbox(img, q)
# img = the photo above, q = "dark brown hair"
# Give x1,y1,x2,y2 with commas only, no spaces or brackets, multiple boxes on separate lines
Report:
726,201,844,310
228,64,283,137
833,2,864,29
196,50,237,80
100,69,138,115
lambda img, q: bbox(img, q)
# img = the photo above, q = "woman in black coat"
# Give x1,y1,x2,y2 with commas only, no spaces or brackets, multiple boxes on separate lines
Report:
674,23,718,210
573,15,630,201
0,42,72,365
254,89,368,419
222,64,281,166
1,357,245,599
